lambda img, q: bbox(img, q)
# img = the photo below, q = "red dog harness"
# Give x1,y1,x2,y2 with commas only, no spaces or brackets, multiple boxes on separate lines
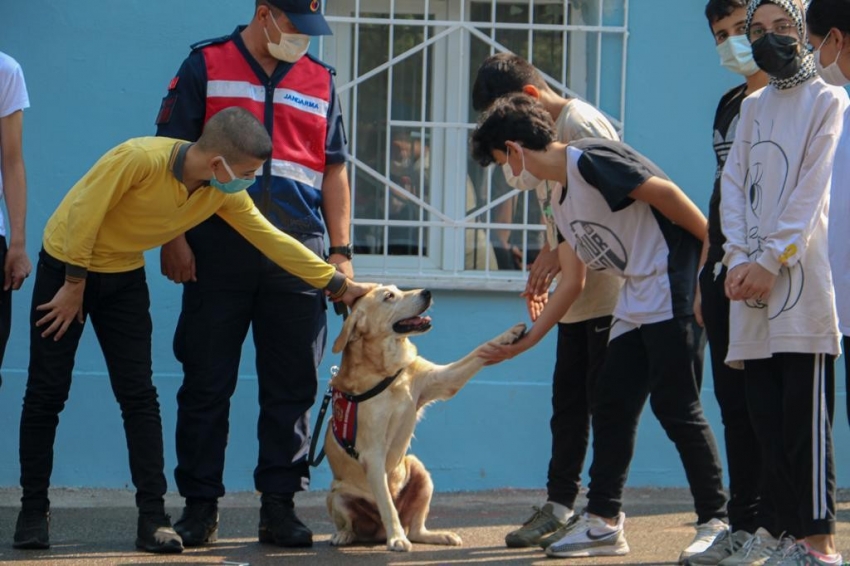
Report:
309,368,403,465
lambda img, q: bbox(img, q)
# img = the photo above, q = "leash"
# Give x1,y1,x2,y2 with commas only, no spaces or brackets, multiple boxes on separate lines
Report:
309,299,348,467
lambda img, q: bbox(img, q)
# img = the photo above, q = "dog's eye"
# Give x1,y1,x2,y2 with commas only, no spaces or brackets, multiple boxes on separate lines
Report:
383,292,395,302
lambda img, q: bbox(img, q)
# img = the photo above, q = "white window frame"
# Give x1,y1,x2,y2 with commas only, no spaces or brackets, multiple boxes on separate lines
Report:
320,0,629,291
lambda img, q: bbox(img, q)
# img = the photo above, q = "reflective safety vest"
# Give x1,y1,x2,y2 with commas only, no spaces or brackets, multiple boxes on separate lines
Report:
201,40,332,236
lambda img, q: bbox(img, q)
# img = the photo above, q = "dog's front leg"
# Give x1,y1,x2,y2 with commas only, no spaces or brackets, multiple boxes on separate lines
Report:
361,450,411,552
417,323,527,407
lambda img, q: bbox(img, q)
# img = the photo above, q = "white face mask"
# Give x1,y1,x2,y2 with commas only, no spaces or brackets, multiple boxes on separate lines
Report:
815,31,850,87
265,15,311,63
716,35,760,77
502,146,542,191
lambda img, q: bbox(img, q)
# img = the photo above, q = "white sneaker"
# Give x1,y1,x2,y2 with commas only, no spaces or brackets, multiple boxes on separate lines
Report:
545,512,630,558
719,527,780,565
680,518,729,563
685,529,753,565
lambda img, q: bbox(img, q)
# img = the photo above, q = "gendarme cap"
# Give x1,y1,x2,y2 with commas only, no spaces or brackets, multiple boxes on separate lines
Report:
267,0,332,36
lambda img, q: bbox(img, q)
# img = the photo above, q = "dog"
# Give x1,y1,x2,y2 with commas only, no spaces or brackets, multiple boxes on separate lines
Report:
323,284,526,552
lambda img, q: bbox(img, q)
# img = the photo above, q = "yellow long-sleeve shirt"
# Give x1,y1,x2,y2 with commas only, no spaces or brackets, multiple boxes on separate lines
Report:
43,137,339,290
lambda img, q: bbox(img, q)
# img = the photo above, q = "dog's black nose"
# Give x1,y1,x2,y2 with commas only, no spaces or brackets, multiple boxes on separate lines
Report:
421,289,431,300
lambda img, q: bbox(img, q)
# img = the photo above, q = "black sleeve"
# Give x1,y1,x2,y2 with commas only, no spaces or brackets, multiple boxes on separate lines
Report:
324,77,348,165
575,142,660,212
155,50,207,142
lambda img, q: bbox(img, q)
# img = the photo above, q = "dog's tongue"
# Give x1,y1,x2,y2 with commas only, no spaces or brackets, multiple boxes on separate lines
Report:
402,315,431,326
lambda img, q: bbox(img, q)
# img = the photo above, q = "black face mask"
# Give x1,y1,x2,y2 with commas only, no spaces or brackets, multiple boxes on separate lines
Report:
751,33,802,79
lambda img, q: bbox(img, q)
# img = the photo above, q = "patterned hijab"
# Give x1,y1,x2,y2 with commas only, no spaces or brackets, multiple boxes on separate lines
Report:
746,0,816,89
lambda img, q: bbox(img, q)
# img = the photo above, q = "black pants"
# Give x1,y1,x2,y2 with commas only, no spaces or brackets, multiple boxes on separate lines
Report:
745,353,836,538
19,250,167,513
174,216,327,500
547,316,611,509
586,316,727,524
842,336,850,430
699,262,766,534
0,237,12,387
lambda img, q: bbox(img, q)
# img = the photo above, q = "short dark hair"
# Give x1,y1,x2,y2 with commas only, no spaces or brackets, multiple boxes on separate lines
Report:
471,53,548,112
470,93,555,167
704,0,748,25
808,0,850,36
197,107,273,162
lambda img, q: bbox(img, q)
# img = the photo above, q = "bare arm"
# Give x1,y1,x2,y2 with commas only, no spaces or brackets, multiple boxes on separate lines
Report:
0,109,31,290
479,242,586,363
630,176,707,242
321,162,353,278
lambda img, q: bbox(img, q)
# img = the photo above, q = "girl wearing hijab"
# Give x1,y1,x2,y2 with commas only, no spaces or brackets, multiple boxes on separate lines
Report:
719,0,848,563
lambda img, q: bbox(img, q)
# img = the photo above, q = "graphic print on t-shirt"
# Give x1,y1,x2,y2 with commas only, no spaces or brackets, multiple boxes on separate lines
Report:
743,122,804,319
714,113,740,180
569,220,628,271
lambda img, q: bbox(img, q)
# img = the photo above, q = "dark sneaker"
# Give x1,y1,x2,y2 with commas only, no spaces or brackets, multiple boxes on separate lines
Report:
13,508,50,549
174,499,219,547
258,495,312,548
135,513,184,554
505,503,570,548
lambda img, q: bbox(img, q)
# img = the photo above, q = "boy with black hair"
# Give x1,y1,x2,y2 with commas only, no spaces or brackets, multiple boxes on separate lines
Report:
12,107,370,553
685,1,771,564
471,52,625,550
471,93,728,561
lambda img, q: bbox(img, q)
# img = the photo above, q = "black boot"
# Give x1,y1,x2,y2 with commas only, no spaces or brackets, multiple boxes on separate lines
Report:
13,508,50,549
136,512,184,554
258,494,312,547
174,499,219,547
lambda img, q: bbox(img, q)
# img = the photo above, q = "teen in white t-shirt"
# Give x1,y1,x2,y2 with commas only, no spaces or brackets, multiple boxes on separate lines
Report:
0,51,32,384
471,54,622,548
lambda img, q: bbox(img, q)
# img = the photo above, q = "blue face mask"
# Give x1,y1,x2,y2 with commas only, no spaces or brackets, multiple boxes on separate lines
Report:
210,157,255,194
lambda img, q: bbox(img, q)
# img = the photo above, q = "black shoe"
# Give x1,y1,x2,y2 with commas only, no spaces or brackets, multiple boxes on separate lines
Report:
13,508,50,549
174,499,219,547
135,513,184,554
258,495,313,547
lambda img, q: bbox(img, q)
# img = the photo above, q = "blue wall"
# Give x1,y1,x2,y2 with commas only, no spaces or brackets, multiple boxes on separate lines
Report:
0,0,847,495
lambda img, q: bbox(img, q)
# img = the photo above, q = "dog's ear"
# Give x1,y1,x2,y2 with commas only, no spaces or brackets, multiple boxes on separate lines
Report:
332,307,365,353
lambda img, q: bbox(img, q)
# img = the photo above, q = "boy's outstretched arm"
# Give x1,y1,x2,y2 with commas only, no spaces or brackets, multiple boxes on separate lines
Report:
479,241,586,364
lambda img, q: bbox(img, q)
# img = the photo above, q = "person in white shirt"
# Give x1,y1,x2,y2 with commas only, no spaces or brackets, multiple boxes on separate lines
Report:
720,0,848,563
471,93,728,561
0,51,32,387
810,0,850,426
471,52,625,551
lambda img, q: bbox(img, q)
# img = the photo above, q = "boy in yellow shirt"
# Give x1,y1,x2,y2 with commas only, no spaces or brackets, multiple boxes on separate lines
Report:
13,107,370,554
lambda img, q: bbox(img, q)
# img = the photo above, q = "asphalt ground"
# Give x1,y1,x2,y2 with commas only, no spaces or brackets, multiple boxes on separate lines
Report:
1,488,849,566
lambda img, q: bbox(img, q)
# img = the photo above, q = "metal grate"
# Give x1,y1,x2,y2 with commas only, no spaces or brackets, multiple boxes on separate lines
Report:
319,0,628,290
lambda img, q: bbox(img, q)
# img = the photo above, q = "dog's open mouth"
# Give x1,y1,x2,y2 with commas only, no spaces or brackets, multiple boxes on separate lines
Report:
392,315,432,334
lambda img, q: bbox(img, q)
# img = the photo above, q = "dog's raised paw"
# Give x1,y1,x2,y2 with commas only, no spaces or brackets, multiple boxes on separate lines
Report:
494,323,527,346
330,530,356,546
387,535,413,552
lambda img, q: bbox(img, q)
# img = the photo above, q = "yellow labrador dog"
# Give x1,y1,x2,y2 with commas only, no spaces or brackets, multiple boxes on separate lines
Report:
324,285,525,552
